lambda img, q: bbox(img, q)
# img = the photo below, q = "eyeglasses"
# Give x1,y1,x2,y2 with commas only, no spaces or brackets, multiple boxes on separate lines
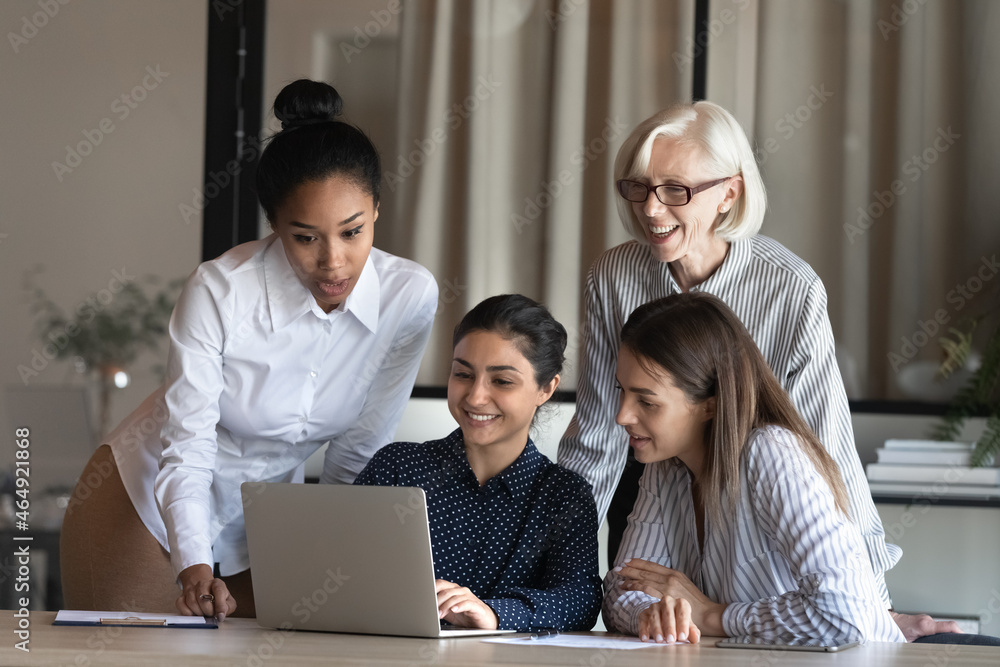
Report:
616,176,732,206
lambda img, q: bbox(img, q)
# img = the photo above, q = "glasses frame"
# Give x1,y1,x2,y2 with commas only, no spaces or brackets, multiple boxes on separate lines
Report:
616,176,732,206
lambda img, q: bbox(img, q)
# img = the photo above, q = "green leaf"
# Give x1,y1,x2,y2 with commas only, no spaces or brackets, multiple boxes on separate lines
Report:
937,326,973,379
971,413,1000,468
931,309,1000,466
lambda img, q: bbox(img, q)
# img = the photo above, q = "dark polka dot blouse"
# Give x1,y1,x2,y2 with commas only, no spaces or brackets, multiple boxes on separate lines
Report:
354,428,602,631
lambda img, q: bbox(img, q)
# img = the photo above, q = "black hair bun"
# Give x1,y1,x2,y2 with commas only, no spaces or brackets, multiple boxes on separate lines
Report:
273,79,343,131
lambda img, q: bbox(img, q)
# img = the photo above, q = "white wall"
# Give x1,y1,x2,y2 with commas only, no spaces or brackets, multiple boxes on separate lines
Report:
0,1,206,473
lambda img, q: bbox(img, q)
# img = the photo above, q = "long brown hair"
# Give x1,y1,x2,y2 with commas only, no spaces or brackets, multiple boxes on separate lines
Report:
619,292,849,525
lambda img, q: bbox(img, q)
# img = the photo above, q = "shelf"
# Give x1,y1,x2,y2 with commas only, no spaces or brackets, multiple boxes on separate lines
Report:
872,494,1000,509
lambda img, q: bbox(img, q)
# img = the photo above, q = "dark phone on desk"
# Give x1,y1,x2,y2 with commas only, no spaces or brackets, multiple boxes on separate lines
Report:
716,636,860,652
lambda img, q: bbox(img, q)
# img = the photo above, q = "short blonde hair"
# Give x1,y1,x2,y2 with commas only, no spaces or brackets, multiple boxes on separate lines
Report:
613,101,766,243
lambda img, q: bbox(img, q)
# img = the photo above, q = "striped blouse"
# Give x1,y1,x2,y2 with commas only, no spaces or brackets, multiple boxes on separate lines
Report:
602,426,906,643
557,235,900,606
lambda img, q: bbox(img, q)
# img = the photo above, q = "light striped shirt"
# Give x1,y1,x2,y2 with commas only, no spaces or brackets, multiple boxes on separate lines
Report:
557,236,901,606
602,426,906,643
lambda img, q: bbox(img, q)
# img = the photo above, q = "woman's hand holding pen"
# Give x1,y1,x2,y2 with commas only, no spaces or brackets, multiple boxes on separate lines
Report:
617,558,726,639
434,579,498,629
176,563,237,623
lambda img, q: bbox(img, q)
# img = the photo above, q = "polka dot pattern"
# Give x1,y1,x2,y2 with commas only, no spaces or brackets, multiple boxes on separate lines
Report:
355,428,602,631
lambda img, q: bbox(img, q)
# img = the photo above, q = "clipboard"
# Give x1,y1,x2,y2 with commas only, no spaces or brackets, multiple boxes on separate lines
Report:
54,610,218,629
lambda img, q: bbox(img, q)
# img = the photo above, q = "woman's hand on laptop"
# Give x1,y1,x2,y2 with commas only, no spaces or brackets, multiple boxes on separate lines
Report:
434,579,499,629
176,563,238,623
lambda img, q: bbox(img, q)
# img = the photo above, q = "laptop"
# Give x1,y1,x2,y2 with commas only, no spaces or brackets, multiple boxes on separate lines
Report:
241,482,515,638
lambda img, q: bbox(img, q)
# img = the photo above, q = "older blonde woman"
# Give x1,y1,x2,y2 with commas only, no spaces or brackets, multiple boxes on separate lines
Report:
557,101,957,641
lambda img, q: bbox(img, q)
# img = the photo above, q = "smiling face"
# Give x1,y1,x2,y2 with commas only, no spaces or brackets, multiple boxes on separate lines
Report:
448,330,558,458
272,175,377,313
632,137,740,267
615,346,715,475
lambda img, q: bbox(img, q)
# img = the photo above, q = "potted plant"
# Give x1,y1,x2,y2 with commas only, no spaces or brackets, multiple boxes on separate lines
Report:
930,300,1000,466
25,269,183,437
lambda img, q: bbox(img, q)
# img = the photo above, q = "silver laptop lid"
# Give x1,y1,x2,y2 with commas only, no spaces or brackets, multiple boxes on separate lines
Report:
242,483,445,637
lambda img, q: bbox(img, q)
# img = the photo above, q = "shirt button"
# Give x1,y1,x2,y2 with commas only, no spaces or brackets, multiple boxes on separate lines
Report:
299,416,307,423
310,370,317,378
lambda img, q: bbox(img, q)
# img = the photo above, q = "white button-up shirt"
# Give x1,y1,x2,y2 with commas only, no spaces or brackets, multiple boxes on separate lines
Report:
107,234,438,576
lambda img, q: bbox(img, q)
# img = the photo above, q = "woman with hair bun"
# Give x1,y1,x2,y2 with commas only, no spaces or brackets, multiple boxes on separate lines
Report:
355,295,602,632
61,80,438,621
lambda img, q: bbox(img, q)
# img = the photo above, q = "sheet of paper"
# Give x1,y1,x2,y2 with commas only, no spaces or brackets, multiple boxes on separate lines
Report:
55,610,211,626
483,634,666,649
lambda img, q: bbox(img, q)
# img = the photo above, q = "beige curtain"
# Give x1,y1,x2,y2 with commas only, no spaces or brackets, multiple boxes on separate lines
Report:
382,0,998,397
385,0,693,386
709,0,999,400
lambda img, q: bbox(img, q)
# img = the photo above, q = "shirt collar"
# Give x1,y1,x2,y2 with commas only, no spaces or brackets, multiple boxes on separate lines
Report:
263,234,315,331
495,439,544,498
343,251,380,333
443,428,545,499
660,237,751,294
263,234,380,333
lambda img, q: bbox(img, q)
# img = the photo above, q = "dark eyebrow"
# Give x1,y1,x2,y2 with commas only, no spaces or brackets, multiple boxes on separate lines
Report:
288,211,364,230
614,374,656,396
453,358,522,374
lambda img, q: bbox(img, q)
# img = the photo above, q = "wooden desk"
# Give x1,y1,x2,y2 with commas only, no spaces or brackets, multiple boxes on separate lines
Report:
2,612,997,666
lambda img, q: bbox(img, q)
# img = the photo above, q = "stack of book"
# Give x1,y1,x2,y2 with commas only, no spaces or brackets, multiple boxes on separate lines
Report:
866,439,1000,498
